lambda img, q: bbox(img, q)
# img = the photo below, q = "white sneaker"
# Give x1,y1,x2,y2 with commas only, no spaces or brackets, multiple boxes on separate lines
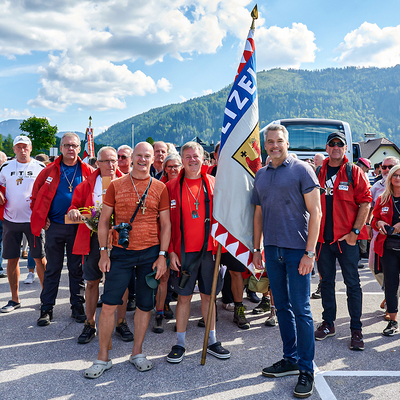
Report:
24,272,35,284
222,303,235,312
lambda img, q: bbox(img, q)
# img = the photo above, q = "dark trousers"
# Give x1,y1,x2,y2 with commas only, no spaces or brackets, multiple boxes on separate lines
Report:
382,247,400,314
40,223,84,310
317,241,362,331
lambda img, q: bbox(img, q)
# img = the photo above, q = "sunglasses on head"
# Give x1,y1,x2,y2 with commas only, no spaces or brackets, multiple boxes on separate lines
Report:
382,165,394,170
327,141,345,148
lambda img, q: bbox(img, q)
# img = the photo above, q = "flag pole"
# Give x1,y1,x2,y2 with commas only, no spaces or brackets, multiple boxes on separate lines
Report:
201,4,258,365
201,243,222,365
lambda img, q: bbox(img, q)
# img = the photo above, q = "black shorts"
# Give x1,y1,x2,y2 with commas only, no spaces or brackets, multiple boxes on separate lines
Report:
2,219,45,259
101,245,159,311
220,252,246,273
170,251,222,296
82,234,102,281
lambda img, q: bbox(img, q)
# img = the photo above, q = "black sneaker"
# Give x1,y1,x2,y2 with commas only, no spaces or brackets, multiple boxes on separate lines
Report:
311,282,321,299
294,370,314,398
78,321,97,344
71,303,86,323
246,289,260,303
383,320,399,336
233,304,250,329
262,359,300,377
167,345,185,363
37,309,53,326
115,319,134,341
164,303,174,319
127,298,136,311
252,296,271,314
152,314,164,334
207,342,231,359
350,329,364,351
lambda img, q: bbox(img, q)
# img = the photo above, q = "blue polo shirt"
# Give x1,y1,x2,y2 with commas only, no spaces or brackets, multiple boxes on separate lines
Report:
252,156,319,250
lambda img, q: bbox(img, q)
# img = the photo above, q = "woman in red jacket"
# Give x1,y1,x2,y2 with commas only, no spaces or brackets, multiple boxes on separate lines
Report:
373,164,400,336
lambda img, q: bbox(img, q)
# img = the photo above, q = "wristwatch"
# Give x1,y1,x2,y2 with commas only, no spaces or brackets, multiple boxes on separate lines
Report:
99,246,108,251
351,228,360,235
253,248,261,253
304,251,315,259
159,251,168,258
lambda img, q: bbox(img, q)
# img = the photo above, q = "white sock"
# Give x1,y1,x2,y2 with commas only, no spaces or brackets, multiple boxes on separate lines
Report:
176,331,186,348
208,330,217,345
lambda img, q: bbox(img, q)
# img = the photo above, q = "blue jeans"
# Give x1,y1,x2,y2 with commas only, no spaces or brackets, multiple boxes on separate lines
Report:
264,246,314,372
316,241,362,331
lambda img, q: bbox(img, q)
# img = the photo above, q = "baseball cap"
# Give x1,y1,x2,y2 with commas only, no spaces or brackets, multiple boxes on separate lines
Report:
358,157,371,169
13,135,32,146
326,131,346,145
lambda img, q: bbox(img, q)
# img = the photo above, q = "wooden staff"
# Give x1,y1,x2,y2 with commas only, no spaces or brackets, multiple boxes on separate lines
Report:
201,243,222,365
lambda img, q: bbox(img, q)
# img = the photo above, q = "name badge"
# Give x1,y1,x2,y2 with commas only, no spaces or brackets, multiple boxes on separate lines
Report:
338,182,349,191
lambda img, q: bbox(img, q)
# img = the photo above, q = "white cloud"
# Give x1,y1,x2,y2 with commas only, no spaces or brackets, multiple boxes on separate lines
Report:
255,23,318,70
203,89,213,95
94,126,109,136
335,22,400,67
179,95,187,102
0,108,31,119
157,78,172,92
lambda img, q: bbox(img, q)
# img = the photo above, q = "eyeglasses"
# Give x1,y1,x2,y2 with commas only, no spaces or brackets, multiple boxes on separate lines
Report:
166,165,181,170
62,144,79,149
392,174,400,179
118,155,128,160
382,165,394,170
327,141,345,148
98,160,117,164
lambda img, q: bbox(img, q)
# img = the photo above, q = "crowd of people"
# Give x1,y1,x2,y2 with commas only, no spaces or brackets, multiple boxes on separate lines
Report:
0,127,399,398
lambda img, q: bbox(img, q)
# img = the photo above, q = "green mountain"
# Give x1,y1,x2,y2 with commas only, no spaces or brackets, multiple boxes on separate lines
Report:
96,66,400,147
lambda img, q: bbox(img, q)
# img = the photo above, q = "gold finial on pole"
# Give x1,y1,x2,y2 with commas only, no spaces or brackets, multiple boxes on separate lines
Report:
89,116,92,127
250,4,258,30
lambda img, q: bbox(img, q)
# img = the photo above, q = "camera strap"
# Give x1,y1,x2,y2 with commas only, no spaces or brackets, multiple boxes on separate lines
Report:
179,174,210,277
129,177,153,224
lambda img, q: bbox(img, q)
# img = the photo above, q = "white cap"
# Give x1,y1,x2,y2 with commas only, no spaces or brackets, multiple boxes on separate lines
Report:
13,135,32,146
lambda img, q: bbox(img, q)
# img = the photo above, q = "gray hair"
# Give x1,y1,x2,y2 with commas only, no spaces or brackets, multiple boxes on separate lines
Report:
97,146,117,160
163,153,182,170
61,132,80,145
264,124,289,142
117,144,133,154
180,141,204,158
383,156,400,165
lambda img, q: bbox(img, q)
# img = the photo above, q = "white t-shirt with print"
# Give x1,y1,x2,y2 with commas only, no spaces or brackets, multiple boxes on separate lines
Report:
0,158,45,223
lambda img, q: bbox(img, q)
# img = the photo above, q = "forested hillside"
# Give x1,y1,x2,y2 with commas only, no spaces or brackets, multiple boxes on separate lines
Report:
96,66,400,147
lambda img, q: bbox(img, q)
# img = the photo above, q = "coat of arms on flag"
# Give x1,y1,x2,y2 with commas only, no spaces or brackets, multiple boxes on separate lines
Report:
83,116,95,162
212,5,262,277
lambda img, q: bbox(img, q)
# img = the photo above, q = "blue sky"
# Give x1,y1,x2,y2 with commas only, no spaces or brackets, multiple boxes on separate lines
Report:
1,0,400,136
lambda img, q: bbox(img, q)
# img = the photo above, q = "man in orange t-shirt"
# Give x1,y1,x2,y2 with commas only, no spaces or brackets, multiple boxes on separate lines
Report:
166,141,230,364
84,142,171,378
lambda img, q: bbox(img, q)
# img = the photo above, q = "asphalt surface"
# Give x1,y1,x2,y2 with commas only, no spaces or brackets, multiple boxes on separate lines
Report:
0,258,399,400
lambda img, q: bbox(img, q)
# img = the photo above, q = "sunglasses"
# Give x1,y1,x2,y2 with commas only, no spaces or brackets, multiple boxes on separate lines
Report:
382,165,394,170
327,141,345,148
118,155,128,160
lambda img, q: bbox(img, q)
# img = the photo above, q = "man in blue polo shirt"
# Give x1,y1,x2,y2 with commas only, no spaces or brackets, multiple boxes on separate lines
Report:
252,124,321,398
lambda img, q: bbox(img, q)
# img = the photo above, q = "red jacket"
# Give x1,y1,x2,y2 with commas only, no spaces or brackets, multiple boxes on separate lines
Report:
67,169,123,255
372,195,393,257
317,156,372,243
166,165,215,260
30,156,94,236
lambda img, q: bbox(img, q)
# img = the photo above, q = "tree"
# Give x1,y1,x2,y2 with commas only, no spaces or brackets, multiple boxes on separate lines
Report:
3,134,14,156
19,116,57,155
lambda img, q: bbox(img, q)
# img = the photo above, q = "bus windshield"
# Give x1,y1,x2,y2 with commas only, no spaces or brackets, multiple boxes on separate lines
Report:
283,123,345,151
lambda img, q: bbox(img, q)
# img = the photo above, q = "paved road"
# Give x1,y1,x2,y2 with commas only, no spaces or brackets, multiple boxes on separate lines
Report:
0,258,399,399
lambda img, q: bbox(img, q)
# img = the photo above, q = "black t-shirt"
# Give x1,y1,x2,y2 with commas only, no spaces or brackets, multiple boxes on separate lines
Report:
323,165,341,242
391,196,400,225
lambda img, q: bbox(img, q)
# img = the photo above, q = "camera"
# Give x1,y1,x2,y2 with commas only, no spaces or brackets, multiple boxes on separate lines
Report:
114,222,132,248
384,225,395,236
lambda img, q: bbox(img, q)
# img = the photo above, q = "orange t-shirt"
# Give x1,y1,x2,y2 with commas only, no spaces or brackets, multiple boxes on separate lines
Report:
104,174,169,251
182,178,213,252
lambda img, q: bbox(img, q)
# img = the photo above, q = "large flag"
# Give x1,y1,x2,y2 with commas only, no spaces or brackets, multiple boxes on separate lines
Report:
212,18,262,277
83,118,95,162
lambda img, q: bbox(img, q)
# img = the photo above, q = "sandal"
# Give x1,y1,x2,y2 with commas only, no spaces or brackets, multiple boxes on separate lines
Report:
129,354,153,372
84,359,112,379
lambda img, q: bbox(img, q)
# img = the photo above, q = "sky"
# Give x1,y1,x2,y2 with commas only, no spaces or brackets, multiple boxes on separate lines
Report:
1,0,400,136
